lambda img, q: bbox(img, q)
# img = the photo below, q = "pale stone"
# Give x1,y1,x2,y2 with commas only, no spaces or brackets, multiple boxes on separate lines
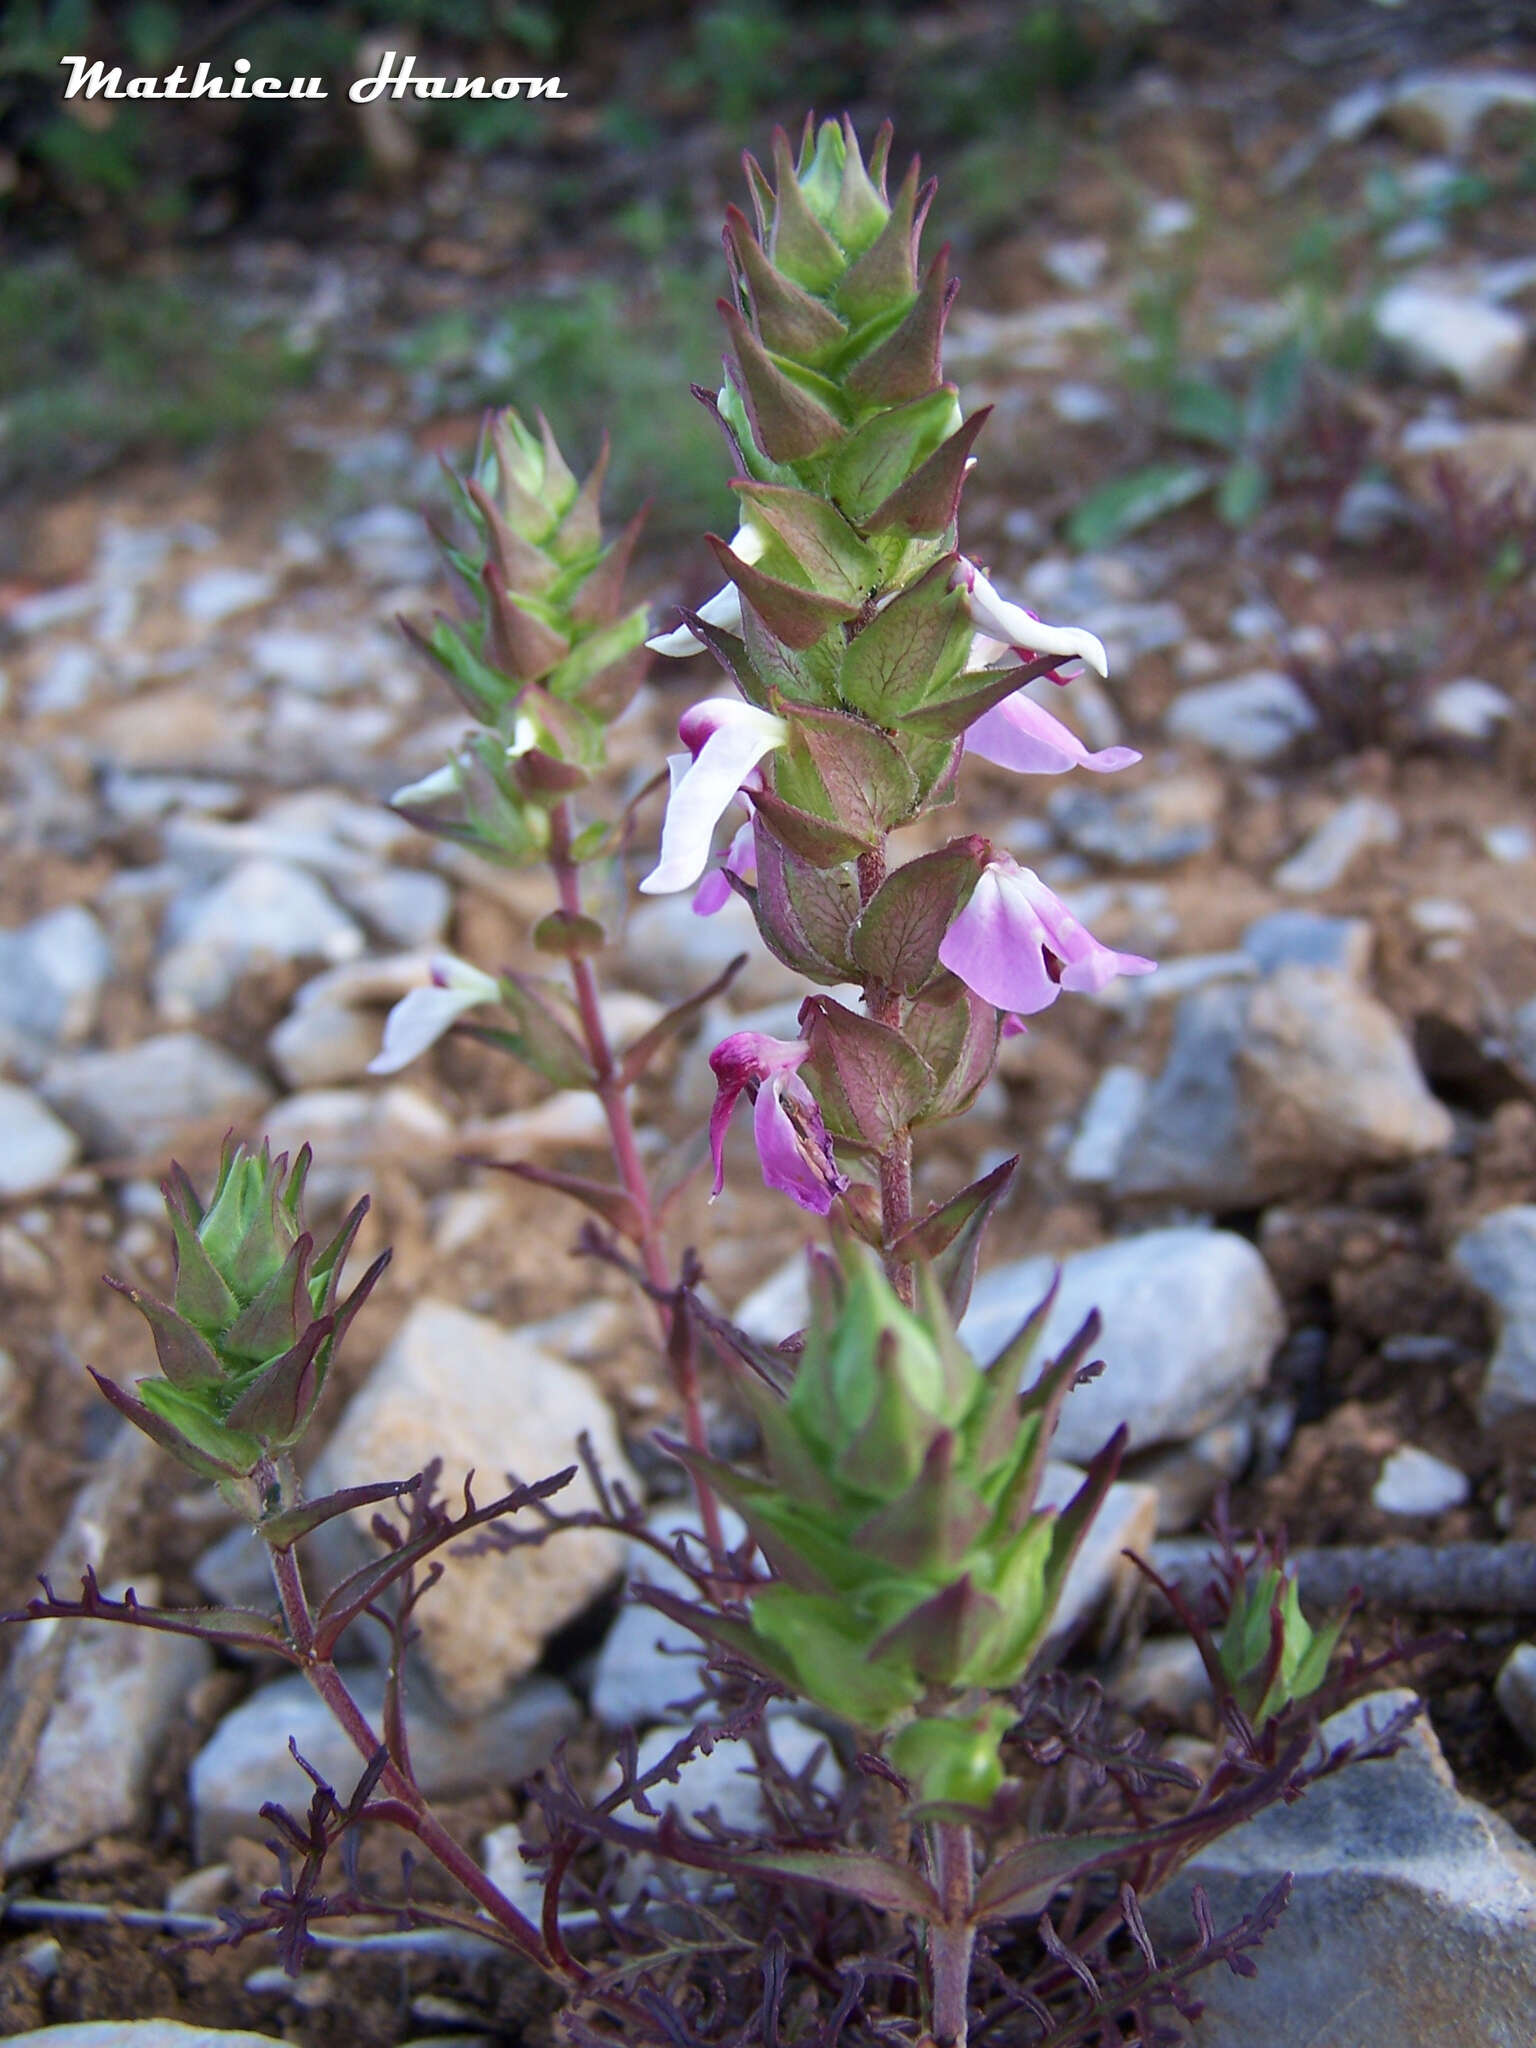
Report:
1375,283,1527,398
1495,1643,1536,1754
1453,1207,1536,1423
590,1504,749,1729
42,1032,271,1157
5,1590,211,1869
960,1228,1285,1460
1372,1445,1470,1516
309,1300,637,1713
1427,676,1514,741
3,2027,284,2047
1274,796,1400,893
180,567,276,624
1065,1066,1149,1184
0,1082,80,1195
1165,670,1318,762
268,1001,384,1088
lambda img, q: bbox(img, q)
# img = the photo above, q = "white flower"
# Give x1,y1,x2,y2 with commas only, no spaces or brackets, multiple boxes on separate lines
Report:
367,957,502,1076
954,558,1109,679
638,698,788,895
646,525,769,657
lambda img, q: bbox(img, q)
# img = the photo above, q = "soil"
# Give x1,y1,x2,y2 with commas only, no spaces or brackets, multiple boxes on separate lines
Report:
3,3,1536,2039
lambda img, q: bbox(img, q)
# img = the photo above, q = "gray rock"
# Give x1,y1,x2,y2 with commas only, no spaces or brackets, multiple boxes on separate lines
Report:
1165,670,1318,762
1487,823,1534,865
1040,1459,1159,1638
1515,998,1536,1088
0,1083,80,1196
1229,599,1286,643
1375,283,1527,398
29,643,100,715
309,1299,637,1714
1048,770,1222,869
1241,909,1372,981
42,1032,271,1157
333,865,452,947
960,1227,1285,1460
622,889,802,1008
268,1000,384,1088
247,626,383,697
1136,1412,1255,1534
1111,1634,1211,1721
333,504,438,586
156,858,364,1018
1427,676,1514,742
1042,238,1107,291
1051,380,1117,424
1453,1207,1536,1423
1065,1066,1150,1185
1145,1690,1536,2048
190,1667,578,1860
0,905,113,1055
1116,967,1452,1207
479,1821,547,1921
590,1504,749,1729
180,566,276,625
1372,1445,1470,1516
1274,796,1400,893
3,2028,283,2047
732,1253,812,1345
1495,1643,1536,1755
5,1591,211,1869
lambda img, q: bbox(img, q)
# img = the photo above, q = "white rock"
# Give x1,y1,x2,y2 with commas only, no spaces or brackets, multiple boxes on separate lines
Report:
1145,1690,1536,2048
1485,823,1534,864
1409,897,1475,935
268,1001,384,1088
333,504,438,586
1495,1643,1536,1754
1065,1066,1149,1184
590,1504,749,1729
1040,1459,1159,1639
1386,69,1536,154
1042,237,1108,291
1273,795,1401,893
479,1821,548,1922
332,866,452,947
1241,909,1372,980
5,1591,211,1869
0,1082,80,1195
262,1084,452,1201
612,1716,839,1846
462,1091,611,1163
1142,196,1195,241
1375,283,1527,398
1372,1445,1470,1516
309,1300,637,1714
732,1253,811,1345
1428,676,1514,741
180,567,277,624
1165,670,1318,762
3,2027,282,2047
29,642,100,715
159,859,365,1015
960,1228,1286,1460
1453,1207,1536,1423
41,1032,271,1157
247,627,380,696
1112,1635,1211,1721
0,904,113,1054
1051,380,1117,424
190,1666,578,1859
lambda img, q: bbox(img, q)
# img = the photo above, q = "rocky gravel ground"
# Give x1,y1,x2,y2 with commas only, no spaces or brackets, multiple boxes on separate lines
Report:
3,18,1536,2047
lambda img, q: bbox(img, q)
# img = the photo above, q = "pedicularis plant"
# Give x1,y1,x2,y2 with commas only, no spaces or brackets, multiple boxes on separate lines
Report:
7,119,1423,2048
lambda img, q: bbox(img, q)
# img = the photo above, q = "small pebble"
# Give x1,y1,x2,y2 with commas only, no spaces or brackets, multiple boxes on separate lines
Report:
1372,1445,1470,1517
1495,1643,1536,1754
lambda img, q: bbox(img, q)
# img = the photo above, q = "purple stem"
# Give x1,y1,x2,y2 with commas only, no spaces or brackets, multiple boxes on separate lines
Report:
930,1819,976,2047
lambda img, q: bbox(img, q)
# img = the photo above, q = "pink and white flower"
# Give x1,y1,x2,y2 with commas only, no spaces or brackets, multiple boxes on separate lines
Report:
368,957,502,1075
708,1030,848,1215
937,856,1156,1015
692,818,758,915
954,558,1109,680
962,690,1139,776
639,698,788,896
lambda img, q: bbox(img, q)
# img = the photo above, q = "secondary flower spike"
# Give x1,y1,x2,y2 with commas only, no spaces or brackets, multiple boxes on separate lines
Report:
708,1030,848,1214
956,558,1109,679
368,957,502,1075
938,855,1156,1015
640,698,788,895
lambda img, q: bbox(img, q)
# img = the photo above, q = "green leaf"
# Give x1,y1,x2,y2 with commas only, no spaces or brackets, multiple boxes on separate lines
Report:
837,555,971,722
850,838,987,995
890,1156,1018,1324
751,787,873,868
710,534,861,649
780,702,919,839
902,981,999,1124
863,408,990,539
1168,377,1243,450
722,307,846,464
971,1829,1145,1922
829,389,959,527
1066,462,1213,551
740,1846,941,1919
845,246,954,407
802,997,934,1152
1217,455,1270,527
733,481,875,599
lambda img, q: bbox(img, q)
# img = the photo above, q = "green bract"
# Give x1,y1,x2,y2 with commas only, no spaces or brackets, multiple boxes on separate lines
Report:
102,1141,387,1484
681,1243,1125,1801
1218,1563,1347,1730
399,406,651,860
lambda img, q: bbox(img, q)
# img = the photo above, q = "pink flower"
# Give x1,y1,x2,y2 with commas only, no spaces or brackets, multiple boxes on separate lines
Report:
692,819,758,916
646,524,767,657
367,957,501,1075
938,856,1156,1015
708,1030,848,1215
639,698,788,896
963,689,1140,776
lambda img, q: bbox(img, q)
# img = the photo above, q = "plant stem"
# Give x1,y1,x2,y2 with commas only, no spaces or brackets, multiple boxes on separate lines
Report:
264,1533,557,1972
929,1820,976,2048
547,799,725,1564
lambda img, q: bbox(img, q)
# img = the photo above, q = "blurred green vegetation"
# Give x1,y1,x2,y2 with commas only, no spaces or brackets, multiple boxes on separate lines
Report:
0,257,315,490
394,272,731,543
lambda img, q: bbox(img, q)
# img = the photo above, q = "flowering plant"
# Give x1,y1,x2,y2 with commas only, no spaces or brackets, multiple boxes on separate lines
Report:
2,112,1420,2048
